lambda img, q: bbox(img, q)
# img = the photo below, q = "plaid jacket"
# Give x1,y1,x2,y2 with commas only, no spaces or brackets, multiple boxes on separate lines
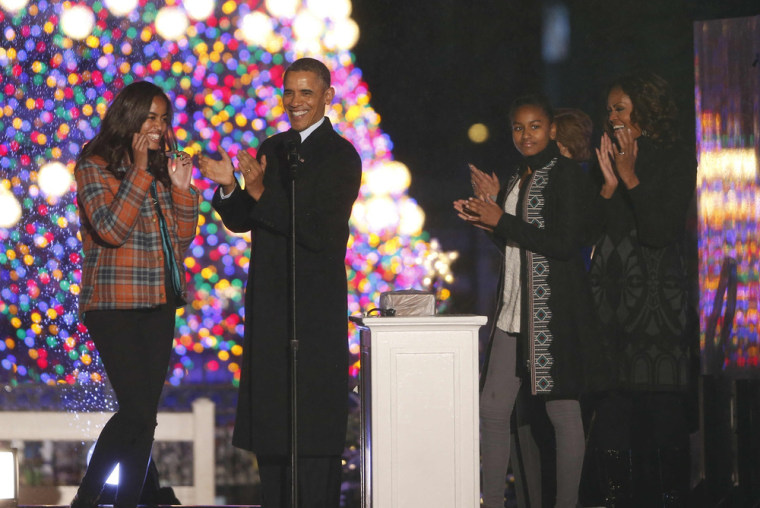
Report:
76,156,199,316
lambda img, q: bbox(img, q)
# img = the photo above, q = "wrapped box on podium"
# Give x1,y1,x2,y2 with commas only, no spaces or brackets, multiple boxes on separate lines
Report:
379,289,435,316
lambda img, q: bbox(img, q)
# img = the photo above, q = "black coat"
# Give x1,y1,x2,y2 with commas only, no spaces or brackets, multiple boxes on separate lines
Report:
212,118,362,455
481,142,604,399
587,137,697,391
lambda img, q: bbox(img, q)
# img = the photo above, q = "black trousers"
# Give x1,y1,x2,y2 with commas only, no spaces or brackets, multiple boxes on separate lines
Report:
78,304,175,508
257,454,342,508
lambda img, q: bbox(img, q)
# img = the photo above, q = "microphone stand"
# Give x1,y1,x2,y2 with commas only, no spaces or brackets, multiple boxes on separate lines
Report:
286,137,300,508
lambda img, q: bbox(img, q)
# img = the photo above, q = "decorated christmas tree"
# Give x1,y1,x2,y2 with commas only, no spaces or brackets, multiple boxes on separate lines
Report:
0,0,456,391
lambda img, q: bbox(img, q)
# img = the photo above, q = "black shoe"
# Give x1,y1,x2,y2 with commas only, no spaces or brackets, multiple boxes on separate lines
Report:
594,449,633,508
70,492,99,508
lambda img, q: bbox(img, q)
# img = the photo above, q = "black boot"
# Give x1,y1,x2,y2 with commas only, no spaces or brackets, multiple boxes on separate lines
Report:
594,449,633,508
657,447,690,508
113,433,155,508
70,491,100,508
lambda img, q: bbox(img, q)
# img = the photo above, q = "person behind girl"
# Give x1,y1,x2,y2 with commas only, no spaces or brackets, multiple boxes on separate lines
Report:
454,94,599,508
71,81,199,508
554,108,593,163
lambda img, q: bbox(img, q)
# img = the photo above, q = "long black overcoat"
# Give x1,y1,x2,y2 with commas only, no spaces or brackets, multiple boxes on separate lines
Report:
212,118,362,456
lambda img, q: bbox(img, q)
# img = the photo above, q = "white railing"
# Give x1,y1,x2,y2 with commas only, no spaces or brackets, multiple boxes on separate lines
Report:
0,397,215,505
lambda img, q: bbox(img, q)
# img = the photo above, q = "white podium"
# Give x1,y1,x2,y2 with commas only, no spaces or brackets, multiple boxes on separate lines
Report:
351,314,487,508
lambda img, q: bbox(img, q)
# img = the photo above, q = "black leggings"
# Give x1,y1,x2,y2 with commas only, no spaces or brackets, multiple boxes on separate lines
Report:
78,304,175,508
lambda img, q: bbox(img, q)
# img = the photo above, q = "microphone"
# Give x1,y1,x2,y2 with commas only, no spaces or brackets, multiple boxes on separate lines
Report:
286,132,300,174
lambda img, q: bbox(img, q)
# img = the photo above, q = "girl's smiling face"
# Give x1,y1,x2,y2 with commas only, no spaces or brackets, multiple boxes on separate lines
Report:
512,104,556,157
138,96,169,150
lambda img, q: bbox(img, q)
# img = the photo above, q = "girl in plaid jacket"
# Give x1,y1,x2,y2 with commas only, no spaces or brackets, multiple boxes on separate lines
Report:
71,81,199,508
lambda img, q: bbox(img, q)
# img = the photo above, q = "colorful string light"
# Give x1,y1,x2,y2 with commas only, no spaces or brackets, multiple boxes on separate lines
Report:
0,0,455,389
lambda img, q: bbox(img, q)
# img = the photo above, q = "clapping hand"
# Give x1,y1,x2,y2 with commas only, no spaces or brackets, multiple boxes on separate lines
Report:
199,147,237,195
595,133,618,199
469,163,500,199
595,129,640,199
453,195,503,231
168,151,193,191
237,150,266,200
611,127,639,189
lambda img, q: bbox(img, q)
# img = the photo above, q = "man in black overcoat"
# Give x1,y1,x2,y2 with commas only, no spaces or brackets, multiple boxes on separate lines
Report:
199,57,362,507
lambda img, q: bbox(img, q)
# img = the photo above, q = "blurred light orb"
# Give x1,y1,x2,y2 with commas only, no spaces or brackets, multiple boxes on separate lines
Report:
307,0,351,20
38,161,73,197
365,196,399,233
365,160,411,196
349,201,369,234
0,0,28,13
60,5,95,41
103,0,137,16
398,197,425,236
293,10,324,43
265,0,299,19
155,6,189,41
0,189,22,228
324,17,359,50
468,123,489,143
184,0,215,21
240,12,274,46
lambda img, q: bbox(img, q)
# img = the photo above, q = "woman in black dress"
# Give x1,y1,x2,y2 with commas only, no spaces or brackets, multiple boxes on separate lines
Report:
587,72,697,507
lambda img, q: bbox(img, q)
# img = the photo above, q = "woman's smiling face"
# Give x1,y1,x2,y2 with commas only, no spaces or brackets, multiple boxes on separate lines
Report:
607,86,642,139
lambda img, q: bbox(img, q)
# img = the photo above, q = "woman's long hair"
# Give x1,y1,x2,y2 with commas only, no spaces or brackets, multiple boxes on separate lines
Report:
604,72,679,148
78,81,176,186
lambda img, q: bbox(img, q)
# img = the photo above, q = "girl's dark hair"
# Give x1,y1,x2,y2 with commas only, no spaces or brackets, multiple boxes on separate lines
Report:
509,93,555,124
605,72,679,147
78,81,176,186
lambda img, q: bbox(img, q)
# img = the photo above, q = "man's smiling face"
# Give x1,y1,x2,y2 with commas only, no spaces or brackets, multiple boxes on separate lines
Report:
282,70,334,132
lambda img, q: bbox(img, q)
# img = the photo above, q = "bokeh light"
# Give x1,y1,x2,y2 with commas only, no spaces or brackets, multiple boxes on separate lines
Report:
240,11,274,47
0,0,27,14
468,123,489,143
265,0,299,19
38,162,73,198
104,0,138,17
363,160,411,197
0,0,452,391
60,4,95,41
398,198,425,237
308,0,352,20
293,10,325,44
0,190,22,228
184,0,215,21
155,6,189,41
324,17,359,51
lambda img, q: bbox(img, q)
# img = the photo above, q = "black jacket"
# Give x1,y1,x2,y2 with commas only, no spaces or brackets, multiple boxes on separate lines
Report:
481,142,604,398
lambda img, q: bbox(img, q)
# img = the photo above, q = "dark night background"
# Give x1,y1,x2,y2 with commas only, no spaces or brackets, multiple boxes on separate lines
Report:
350,0,760,321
